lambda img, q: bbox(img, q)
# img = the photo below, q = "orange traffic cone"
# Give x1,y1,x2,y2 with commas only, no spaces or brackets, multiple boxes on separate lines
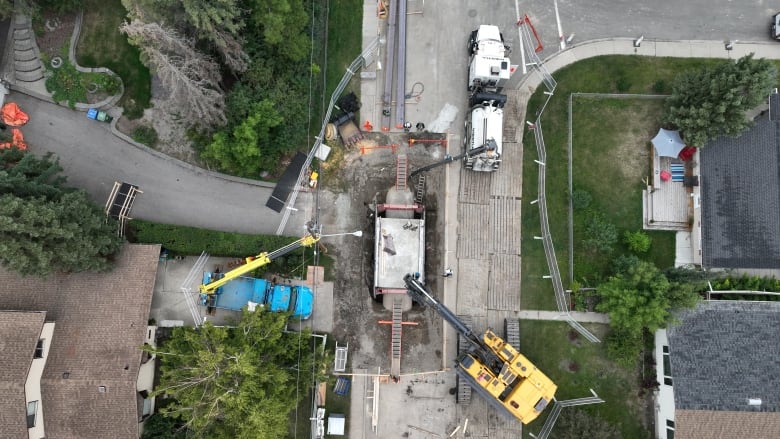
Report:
363,120,373,131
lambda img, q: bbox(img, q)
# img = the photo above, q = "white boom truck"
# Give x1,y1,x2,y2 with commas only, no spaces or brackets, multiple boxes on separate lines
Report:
465,25,510,172
467,25,511,94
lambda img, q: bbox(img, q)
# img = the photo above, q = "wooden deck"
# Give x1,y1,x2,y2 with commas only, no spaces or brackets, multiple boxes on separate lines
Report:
643,151,703,265
643,155,692,230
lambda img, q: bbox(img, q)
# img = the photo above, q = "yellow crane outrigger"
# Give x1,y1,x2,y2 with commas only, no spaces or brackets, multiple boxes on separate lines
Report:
199,233,321,295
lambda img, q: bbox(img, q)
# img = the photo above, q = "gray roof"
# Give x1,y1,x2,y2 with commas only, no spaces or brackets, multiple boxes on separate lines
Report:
667,301,780,412
0,311,46,439
0,244,160,439
700,114,780,268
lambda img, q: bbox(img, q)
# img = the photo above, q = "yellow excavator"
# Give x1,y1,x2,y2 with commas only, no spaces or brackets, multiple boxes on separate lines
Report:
403,273,557,424
199,232,320,295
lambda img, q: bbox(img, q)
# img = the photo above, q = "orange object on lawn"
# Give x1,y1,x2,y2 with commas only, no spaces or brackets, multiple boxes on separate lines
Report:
2,102,29,126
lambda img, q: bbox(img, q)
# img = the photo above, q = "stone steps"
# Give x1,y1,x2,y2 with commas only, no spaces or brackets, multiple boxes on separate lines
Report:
11,14,44,84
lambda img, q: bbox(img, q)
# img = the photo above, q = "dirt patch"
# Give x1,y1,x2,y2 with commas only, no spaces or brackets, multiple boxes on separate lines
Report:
320,131,449,373
36,12,77,59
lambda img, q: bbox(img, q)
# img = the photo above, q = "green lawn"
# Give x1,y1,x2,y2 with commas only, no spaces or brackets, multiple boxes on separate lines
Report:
521,56,722,310
325,0,363,100
519,321,650,439
570,97,676,283
75,0,151,119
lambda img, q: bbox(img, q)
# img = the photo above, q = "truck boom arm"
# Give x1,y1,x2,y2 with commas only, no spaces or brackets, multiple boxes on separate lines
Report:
200,234,320,294
408,139,497,179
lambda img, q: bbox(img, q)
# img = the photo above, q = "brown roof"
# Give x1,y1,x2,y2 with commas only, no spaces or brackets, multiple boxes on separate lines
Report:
0,311,46,439
0,244,160,439
676,410,780,439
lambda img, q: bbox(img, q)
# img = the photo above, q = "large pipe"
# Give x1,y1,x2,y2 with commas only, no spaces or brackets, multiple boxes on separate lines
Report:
381,0,398,131
395,0,407,128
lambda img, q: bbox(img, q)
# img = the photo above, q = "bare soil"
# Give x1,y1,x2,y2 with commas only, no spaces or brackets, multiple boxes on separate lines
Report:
319,131,449,373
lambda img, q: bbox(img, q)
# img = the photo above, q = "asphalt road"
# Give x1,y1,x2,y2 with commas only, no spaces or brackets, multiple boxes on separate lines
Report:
11,1,778,237
12,92,312,236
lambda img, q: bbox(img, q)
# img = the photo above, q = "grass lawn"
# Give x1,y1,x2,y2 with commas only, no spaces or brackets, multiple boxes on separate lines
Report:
325,0,363,101
571,96,676,283
519,321,651,439
521,56,722,310
75,0,151,119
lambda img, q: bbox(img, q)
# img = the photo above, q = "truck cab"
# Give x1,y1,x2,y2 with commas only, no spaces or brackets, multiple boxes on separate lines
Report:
468,25,511,93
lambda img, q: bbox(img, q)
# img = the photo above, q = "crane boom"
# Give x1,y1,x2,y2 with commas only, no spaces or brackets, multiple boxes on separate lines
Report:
199,234,320,294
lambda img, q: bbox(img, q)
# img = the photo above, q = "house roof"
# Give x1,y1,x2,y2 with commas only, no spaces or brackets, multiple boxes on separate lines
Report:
0,311,46,439
0,244,160,439
700,113,780,268
676,409,780,439
667,301,780,413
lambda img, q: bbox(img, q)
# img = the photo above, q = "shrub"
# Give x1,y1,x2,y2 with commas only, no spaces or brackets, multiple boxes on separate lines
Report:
571,189,592,210
132,125,158,147
583,212,618,254
624,230,652,253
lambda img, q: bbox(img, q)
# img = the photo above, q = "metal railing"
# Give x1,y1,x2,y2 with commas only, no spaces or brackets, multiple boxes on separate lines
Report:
523,41,600,343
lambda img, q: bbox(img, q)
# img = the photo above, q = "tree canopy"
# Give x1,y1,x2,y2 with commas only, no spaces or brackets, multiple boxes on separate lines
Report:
152,308,327,438
596,259,671,336
122,0,314,175
664,53,777,147
0,149,124,276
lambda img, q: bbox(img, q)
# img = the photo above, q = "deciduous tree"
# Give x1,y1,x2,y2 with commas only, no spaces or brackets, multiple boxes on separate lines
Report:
664,54,777,147
200,99,283,176
596,260,670,335
152,309,327,438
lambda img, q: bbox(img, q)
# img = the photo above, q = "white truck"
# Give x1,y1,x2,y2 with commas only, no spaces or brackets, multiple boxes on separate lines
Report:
467,25,511,94
464,92,506,172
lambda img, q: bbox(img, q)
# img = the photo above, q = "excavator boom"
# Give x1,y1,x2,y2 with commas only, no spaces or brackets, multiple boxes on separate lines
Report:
402,273,557,424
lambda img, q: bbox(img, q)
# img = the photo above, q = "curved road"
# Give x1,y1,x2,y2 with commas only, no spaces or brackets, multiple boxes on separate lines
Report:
12,92,313,236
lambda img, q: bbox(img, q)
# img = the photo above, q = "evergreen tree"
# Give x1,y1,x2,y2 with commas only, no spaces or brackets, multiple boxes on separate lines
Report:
0,192,124,276
664,54,777,147
0,150,124,276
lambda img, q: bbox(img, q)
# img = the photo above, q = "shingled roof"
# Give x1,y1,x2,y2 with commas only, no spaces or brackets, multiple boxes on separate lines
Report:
700,113,780,268
667,301,780,437
0,244,160,439
0,311,46,439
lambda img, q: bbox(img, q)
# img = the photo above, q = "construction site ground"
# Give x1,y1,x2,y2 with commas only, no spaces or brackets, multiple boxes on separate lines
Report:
314,3,535,437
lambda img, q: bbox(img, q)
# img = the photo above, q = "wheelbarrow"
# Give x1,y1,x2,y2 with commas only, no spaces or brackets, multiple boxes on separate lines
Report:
87,108,113,123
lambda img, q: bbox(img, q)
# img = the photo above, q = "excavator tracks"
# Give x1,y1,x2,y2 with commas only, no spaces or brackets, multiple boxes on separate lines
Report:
456,314,473,404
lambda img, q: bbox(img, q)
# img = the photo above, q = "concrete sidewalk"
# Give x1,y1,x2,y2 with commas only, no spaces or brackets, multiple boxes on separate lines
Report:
517,310,610,324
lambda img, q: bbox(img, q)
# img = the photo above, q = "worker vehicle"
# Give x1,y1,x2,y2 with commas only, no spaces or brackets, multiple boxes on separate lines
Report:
199,232,320,318
403,274,557,424
468,25,511,93
200,274,313,319
464,92,507,172
772,12,780,40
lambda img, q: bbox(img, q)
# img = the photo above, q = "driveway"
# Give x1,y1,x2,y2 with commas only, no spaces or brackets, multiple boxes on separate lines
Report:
12,92,313,236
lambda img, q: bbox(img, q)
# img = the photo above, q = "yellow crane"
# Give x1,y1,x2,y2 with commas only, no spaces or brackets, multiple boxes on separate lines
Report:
403,274,557,424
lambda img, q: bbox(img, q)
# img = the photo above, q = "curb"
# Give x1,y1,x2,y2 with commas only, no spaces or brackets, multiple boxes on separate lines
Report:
68,11,124,112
